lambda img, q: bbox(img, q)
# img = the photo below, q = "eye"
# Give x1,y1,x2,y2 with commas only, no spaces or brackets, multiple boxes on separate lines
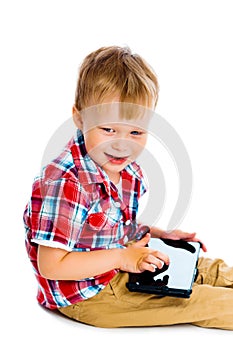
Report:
101,127,115,133
130,130,144,136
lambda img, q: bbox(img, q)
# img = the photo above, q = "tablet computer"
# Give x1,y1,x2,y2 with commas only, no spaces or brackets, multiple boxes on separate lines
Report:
126,238,201,298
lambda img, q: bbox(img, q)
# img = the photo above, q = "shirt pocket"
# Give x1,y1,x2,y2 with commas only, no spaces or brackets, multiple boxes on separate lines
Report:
87,212,109,229
78,209,122,248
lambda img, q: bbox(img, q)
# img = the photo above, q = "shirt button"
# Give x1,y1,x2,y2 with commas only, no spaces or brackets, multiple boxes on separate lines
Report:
125,220,131,226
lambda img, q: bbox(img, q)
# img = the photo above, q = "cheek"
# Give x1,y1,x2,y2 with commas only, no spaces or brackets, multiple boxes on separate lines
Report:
131,138,147,155
84,132,108,154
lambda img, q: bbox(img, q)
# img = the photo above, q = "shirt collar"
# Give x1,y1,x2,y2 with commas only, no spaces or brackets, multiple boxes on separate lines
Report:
70,129,105,184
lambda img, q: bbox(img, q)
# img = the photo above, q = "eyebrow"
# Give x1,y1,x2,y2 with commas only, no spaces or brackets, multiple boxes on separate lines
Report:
98,123,146,130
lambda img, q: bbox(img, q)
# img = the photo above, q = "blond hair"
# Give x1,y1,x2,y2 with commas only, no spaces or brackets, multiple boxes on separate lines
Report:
74,46,159,111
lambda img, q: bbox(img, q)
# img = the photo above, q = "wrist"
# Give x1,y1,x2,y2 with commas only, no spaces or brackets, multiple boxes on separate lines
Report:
111,248,124,270
115,246,129,271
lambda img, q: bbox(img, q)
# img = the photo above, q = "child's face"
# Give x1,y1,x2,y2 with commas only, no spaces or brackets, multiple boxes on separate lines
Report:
73,99,152,183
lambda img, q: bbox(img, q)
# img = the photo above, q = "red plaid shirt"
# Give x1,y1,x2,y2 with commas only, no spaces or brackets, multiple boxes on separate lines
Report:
24,129,147,309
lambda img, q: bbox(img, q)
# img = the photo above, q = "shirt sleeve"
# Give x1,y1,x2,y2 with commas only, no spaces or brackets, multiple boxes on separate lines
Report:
31,238,72,251
26,176,89,250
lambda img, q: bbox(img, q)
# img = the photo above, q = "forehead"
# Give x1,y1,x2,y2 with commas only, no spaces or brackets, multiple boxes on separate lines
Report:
80,102,154,131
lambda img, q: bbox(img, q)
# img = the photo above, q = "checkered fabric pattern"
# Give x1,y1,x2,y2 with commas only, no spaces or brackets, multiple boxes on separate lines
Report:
23,129,147,309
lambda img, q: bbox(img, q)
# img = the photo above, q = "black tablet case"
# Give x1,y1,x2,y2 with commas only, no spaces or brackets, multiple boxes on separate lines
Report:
126,239,201,298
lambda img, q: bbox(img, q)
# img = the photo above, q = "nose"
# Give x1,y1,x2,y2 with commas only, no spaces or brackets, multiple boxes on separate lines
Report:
111,139,129,153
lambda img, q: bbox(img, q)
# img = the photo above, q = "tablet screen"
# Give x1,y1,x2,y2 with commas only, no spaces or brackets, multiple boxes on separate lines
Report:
148,239,201,290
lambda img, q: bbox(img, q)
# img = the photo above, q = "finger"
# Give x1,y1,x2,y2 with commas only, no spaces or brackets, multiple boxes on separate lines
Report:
146,254,165,269
138,261,157,273
185,236,208,252
200,242,207,252
179,232,197,240
150,251,170,266
195,239,207,252
133,233,151,248
163,231,196,240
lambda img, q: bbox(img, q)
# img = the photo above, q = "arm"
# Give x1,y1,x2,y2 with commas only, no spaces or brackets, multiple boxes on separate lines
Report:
38,233,170,280
38,246,121,280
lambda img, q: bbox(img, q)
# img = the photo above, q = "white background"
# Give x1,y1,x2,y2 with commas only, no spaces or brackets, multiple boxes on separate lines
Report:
1,0,233,348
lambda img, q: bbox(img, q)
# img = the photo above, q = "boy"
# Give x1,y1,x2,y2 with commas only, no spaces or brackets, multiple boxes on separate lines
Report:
24,46,233,330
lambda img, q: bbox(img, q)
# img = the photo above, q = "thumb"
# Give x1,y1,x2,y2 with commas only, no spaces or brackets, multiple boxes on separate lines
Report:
133,233,151,247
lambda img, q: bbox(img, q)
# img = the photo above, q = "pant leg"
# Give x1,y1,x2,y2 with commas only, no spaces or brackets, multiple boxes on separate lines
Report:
59,257,233,330
196,256,233,287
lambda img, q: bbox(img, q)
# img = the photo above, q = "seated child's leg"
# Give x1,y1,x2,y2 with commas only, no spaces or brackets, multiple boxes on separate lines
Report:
59,267,233,330
196,257,233,288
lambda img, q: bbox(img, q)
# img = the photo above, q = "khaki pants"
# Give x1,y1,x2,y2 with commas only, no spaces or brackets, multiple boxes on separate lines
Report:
59,257,233,330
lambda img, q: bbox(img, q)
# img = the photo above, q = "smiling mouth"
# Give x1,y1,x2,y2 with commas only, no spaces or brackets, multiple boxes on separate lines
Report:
104,153,129,165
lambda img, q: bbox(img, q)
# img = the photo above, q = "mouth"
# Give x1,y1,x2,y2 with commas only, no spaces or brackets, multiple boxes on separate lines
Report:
104,153,129,165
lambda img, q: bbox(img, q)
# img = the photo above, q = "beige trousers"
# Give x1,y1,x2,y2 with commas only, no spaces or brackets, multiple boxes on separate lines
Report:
59,257,233,330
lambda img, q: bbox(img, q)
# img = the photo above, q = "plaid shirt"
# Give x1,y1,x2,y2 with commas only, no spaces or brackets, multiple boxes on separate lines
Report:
24,129,147,309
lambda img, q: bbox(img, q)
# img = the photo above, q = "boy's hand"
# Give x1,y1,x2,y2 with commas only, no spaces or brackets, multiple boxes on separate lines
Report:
119,233,170,273
158,229,207,252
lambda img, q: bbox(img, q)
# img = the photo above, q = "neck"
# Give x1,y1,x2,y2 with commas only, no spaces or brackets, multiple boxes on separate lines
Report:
106,171,121,185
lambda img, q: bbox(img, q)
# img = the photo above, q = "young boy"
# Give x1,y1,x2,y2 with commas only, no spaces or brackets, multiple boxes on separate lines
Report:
24,46,233,330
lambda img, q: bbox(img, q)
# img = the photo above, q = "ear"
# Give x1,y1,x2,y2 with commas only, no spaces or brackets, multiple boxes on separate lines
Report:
72,105,83,130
